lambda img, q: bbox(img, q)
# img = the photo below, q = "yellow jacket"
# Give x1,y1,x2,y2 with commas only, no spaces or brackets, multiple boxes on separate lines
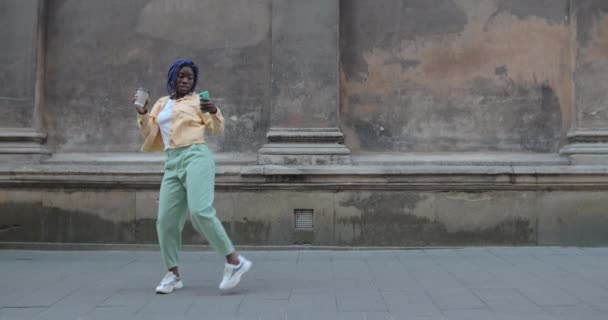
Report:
137,92,224,152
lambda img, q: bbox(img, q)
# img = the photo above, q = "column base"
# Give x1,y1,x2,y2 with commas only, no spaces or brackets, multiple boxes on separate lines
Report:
258,128,352,165
560,130,608,164
0,128,50,161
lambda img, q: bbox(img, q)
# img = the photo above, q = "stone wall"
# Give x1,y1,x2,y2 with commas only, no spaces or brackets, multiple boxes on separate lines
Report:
340,0,569,153
3,181,608,246
2,0,608,246
43,0,272,153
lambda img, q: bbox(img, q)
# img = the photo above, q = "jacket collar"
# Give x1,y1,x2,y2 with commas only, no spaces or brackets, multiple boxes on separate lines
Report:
150,92,196,120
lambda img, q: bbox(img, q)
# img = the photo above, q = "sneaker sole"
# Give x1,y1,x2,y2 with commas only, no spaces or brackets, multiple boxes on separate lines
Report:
220,260,252,291
156,282,184,294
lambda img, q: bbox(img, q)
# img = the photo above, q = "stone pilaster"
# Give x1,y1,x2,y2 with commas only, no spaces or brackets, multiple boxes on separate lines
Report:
0,0,49,160
561,0,608,164
257,0,351,165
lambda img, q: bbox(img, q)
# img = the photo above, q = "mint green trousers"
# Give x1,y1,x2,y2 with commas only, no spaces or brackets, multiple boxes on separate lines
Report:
157,143,235,270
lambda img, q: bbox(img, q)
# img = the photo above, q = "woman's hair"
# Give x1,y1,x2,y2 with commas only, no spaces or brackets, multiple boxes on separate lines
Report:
166,59,199,96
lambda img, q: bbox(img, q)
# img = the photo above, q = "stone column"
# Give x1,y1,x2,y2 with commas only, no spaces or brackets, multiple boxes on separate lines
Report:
561,0,608,164
0,0,49,160
257,0,351,165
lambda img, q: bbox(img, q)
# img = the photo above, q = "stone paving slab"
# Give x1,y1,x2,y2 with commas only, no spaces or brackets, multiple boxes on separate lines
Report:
1,247,608,320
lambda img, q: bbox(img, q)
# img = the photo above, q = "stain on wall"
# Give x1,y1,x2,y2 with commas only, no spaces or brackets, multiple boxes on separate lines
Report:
335,191,536,246
340,0,570,153
493,0,569,24
0,202,136,243
232,218,272,245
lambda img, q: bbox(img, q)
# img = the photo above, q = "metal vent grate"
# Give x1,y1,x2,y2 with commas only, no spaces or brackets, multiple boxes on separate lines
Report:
294,209,314,231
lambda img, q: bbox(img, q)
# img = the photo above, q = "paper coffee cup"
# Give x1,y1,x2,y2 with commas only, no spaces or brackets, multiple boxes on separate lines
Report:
134,87,149,113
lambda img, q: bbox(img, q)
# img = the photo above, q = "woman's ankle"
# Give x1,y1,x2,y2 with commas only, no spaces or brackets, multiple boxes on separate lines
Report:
169,266,180,277
226,252,240,265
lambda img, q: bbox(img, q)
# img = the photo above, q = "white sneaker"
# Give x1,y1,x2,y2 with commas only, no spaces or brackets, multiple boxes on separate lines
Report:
155,272,184,294
219,256,252,291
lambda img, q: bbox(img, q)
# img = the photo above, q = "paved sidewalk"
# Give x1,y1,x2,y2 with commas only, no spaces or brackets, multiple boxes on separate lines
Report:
1,247,608,320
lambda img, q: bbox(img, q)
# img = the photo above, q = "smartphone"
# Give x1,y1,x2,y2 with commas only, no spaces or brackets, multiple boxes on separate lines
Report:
199,91,210,102
199,91,211,113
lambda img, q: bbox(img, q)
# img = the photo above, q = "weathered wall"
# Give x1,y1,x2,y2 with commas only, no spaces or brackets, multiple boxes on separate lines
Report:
44,0,272,153
38,0,576,155
340,0,570,153
0,0,584,156
2,189,608,246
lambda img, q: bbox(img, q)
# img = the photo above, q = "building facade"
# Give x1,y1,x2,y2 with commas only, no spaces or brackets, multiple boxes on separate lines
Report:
2,0,608,246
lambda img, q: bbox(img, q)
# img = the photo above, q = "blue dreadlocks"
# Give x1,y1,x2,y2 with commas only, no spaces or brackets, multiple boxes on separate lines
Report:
166,59,199,96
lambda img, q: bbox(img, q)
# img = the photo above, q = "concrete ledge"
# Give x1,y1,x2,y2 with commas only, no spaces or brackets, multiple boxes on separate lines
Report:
354,152,569,166
0,152,607,191
38,151,570,166
43,152,257,165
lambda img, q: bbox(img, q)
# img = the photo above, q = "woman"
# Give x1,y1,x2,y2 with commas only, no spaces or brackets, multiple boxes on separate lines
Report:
134,59,251,294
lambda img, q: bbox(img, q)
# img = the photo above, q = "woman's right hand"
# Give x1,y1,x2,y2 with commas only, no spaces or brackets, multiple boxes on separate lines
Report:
132,95,148,114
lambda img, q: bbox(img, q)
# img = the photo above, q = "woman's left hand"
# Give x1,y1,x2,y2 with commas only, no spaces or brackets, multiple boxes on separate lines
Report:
200,101,218,114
